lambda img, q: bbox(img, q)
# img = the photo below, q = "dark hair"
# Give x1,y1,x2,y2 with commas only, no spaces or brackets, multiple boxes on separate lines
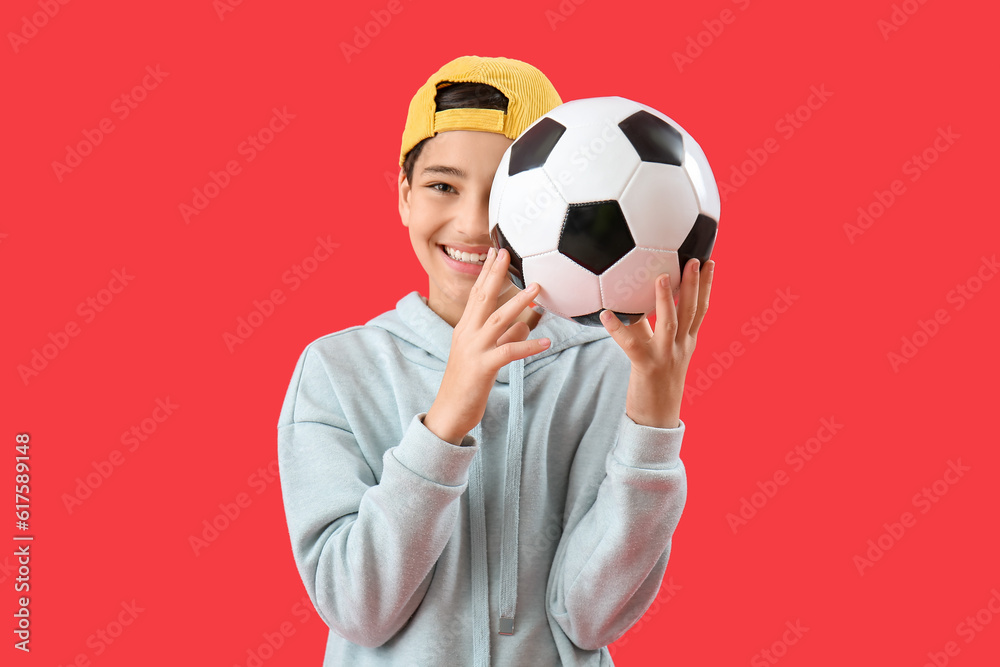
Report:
403,82,510,184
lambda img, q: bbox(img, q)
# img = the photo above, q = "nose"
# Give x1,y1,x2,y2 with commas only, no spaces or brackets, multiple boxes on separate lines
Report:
453,184,492,243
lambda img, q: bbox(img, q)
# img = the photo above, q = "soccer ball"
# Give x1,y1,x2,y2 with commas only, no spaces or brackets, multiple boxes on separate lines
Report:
489,96,720,326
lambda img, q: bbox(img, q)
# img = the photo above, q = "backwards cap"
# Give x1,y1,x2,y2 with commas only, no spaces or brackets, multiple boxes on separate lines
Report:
399,55,563,167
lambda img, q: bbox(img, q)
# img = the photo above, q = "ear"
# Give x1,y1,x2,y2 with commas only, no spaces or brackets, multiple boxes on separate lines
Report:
398,167,411,228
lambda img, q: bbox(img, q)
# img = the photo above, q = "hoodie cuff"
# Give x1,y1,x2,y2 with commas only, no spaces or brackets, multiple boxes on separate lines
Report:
612,412,685,470
390,412,479,487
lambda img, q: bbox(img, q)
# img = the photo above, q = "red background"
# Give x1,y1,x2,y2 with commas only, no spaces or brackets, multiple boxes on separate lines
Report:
4,0,999,665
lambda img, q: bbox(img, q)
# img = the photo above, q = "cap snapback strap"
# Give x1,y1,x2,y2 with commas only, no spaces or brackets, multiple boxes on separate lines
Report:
433,108,506,134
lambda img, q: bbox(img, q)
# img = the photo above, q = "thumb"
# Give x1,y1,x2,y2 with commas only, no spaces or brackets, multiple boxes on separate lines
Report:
600,309,627,342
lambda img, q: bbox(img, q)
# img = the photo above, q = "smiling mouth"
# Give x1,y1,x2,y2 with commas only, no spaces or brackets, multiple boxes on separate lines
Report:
440,244,489,265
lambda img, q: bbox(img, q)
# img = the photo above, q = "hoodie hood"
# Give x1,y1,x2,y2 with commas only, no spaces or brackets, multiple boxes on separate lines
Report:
366,290,611,665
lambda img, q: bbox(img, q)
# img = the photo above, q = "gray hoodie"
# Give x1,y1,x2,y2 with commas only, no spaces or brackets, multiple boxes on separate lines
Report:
277,290,687,666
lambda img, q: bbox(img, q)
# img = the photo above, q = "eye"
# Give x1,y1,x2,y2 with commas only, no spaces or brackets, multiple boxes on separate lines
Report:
428,182,457,194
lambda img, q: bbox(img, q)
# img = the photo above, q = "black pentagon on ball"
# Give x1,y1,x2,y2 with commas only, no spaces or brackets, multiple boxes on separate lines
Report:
509,117,567,176
618,110,684,166
490,225,526,290
677,214,719,272
559,200,635,275
573,310,645,327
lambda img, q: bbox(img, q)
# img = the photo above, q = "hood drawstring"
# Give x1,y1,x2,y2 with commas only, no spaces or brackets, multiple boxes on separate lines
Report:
498,356,524,636
469,356,525,666
469,420,490,667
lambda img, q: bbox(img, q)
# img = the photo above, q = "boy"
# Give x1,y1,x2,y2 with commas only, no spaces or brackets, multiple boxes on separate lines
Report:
277,55,714,666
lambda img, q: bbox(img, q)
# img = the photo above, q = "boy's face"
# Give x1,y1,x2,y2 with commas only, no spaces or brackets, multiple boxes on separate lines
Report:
399,129,519,327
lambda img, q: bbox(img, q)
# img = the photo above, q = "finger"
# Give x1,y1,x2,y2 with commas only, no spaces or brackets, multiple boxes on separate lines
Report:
600,309,646,362
654,272,677,342
496,320,529,348
467,247,506,323
635,313,654,339
469,246,498,293
689,259,714,337
676,259,701,338
483,248,519,305
489,280,540,332
493,334,551,366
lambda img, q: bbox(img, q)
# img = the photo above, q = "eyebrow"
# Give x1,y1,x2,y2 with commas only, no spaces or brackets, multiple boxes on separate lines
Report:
420,164,467,179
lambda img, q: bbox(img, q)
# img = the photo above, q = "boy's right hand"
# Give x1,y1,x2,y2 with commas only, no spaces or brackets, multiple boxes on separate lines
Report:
423,247,550,446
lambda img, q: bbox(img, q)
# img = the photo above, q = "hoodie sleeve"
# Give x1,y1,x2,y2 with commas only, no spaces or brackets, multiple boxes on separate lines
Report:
546,410,687,651
277,343,479,648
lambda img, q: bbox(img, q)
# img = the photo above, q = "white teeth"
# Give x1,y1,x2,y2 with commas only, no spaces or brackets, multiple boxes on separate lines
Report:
444,245,487,264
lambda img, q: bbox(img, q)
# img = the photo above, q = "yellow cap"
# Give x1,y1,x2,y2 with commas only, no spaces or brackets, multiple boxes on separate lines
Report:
399,55,563,167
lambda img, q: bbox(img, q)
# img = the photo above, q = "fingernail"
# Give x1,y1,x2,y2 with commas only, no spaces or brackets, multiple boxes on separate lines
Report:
488,247,495,259
694,260,700,273
539,338,550,347
660,275,669,288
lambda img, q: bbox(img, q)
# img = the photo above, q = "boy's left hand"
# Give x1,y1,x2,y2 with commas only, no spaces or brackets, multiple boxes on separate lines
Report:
600,258,715,429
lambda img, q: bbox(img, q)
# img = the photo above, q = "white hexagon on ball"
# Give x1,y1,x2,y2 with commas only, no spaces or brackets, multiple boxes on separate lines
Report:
522,252,602,318
618,162,700,252
492,168,567,258
543,123,641,204
601,249,680,315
